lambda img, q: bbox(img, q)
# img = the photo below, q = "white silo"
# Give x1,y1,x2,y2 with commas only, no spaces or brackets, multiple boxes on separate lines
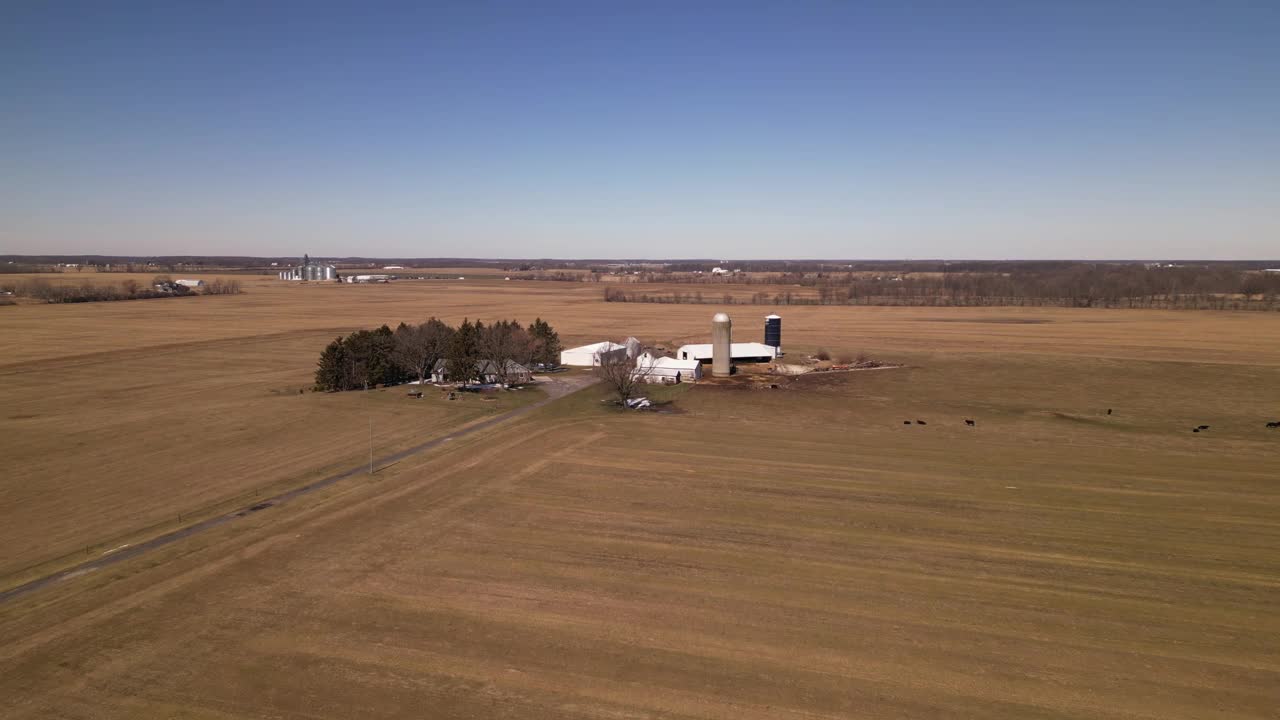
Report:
712,312,732,377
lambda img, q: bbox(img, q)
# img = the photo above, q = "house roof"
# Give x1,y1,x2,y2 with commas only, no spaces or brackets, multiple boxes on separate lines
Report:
433,359,531,373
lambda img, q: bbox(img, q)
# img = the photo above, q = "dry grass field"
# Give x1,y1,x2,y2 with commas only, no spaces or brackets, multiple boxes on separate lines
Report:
2,275,1280,718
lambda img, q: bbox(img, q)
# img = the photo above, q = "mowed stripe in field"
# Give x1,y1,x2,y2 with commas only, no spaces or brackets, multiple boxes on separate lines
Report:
0,324,554,582
5,394,1276,719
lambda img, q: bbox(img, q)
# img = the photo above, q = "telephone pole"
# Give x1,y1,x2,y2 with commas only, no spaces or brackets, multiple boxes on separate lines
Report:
365,381,373,474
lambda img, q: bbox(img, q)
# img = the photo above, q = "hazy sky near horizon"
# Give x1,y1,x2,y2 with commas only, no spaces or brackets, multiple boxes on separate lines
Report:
2,2,1278,260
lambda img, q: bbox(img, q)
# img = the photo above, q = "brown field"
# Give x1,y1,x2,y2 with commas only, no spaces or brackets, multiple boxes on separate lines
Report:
2,275,1280,718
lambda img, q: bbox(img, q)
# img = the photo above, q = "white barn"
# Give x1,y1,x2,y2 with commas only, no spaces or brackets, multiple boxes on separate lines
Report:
675,342,779,363
632,352,702,384
560,341,629,367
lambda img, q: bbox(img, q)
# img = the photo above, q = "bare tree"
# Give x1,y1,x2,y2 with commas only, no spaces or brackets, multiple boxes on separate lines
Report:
596,349,652,405
392,318,454,386
477,320,534,385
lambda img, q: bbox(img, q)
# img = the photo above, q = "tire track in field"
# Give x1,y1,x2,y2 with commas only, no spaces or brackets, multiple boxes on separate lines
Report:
0,375,598,605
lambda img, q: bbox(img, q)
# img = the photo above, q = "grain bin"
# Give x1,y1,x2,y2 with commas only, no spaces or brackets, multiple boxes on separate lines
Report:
764,314,782,351
712,312,732,377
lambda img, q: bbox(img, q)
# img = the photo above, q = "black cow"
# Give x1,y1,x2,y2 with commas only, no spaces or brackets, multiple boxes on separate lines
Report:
903,420,912,425
916,420,927,425
965,419,976,427
1197,425,1210,430
1107,408,1113,415
1193,428,1200,433
1267,421,1280,428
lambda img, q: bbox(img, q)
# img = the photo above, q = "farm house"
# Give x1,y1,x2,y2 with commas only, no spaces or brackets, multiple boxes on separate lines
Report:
430,359,533,385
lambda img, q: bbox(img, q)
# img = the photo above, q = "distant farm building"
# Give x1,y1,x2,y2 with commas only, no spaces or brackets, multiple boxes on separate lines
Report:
343,274,391,283
633,352,702,384
560,339,639,367
279,254,337,281
431,359,532,385
175,279,204,288
675,342,778,363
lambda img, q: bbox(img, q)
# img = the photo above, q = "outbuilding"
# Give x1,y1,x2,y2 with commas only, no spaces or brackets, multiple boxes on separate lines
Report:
175,279,204,288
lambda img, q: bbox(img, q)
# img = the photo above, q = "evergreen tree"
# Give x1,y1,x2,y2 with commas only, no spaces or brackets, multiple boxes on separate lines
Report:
447,319,480,384
314,336,349,391
529,317,562,368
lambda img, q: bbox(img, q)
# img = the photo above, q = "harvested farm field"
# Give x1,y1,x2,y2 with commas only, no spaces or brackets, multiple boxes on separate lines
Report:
2,275,1280,719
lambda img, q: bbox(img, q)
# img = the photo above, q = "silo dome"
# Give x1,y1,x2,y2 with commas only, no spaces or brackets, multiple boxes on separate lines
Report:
713,312,730,323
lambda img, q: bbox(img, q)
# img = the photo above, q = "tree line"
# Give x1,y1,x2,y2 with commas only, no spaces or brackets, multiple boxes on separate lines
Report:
604,265,1280,311
314,318,562,392
0,276,242,304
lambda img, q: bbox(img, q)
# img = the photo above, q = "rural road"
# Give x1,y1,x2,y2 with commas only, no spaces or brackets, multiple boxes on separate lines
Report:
0,373,598,606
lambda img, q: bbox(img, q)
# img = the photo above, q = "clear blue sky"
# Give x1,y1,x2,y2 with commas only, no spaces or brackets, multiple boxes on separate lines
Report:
2,1,1277,259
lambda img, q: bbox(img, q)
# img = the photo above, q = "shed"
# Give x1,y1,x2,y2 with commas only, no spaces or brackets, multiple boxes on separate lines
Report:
175,279,205,288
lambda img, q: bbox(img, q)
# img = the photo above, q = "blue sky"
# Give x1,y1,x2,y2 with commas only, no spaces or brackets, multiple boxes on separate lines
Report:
2,1,1277,259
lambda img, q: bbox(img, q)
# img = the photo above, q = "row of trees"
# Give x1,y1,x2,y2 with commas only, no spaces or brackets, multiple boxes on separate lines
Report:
604,266,1280,310
314,317,562,392
0,276,242,303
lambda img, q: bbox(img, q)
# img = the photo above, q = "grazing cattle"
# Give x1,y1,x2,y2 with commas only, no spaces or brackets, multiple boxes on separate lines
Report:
1266,421,1280,428
1107,408,1113,415
916,420,927,425
903,420,912,425
965,419,976,426
1193,428,1200,433
1197,425,1210,430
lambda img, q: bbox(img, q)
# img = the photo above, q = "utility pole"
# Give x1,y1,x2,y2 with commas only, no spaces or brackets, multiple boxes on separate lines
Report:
365,381,374,475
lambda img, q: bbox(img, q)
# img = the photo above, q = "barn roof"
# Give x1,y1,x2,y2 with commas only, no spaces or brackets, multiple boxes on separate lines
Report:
675,342,779,360
563,341,626,354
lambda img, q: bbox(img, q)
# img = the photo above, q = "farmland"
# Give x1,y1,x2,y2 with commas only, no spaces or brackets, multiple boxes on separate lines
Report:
2,275,1280,718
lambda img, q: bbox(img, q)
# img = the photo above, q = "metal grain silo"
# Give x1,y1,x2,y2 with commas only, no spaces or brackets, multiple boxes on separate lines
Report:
764,314,782,351
712,312,732,377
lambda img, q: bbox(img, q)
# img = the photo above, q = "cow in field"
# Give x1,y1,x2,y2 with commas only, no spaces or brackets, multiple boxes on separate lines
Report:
916,420,927,425
964,419,976,427
1197,425,1210,430
903,420,912,425
1267,421,1280,428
